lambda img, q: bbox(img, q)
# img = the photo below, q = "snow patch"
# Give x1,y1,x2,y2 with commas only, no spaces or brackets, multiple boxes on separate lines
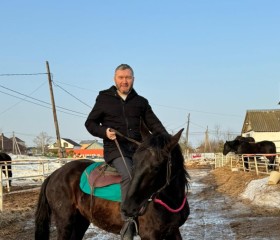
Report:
241,177,280,209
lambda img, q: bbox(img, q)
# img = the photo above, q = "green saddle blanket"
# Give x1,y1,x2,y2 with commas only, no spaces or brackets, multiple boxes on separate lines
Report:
80,162,121,202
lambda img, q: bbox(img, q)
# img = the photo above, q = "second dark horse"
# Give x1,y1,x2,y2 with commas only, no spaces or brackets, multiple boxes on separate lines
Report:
0,152,12,186
223,140,276,170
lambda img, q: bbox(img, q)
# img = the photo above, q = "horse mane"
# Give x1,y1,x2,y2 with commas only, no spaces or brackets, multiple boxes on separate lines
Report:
137,132,190,189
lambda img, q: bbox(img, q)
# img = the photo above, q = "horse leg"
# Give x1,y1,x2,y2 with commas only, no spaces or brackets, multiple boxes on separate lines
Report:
53,210,76,239
140,229,182,240
165,228,182,240
8,166,12,186
244,157,249,171
268,157,275,171
69,211,90,240
54,213,75,240
54,208,89,240
138,223,162,240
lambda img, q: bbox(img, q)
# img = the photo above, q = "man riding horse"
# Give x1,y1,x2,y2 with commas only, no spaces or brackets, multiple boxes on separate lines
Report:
85,64,168,239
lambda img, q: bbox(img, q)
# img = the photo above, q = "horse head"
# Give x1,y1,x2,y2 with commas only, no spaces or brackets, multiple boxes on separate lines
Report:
122,128,186,218
223,141,231,155
223,140,241,155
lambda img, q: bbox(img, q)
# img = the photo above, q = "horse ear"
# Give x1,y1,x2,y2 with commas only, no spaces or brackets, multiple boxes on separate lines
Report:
140,120,151,139
168,128,184,150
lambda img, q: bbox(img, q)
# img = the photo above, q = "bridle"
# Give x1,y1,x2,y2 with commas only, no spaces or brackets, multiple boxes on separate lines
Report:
110,128,141,180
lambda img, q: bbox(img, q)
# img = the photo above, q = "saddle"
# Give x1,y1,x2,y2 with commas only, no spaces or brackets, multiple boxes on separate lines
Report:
87,163,122,188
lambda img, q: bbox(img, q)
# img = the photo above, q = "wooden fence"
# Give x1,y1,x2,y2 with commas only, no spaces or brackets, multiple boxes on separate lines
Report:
214,153,280,174
0,157,93,211
0,157,105,211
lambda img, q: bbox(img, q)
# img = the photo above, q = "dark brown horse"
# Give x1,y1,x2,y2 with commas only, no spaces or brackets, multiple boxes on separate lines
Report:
0,152,12,186
234,136,255,143
35,129,190,240
223,140,276,169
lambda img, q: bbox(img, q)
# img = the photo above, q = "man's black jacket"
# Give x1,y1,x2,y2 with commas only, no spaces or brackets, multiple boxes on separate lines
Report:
85,86,167,163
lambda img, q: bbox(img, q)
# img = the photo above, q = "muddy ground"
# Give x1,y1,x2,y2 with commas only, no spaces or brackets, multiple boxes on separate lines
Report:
0,165,280,240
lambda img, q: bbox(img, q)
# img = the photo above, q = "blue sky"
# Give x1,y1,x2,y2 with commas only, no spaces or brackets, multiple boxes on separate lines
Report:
0,1,280,147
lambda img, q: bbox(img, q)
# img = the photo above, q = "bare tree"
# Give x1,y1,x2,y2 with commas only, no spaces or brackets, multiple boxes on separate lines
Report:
223,128,236,141
179,135,194,157
213,125,222,142
33,132,52,155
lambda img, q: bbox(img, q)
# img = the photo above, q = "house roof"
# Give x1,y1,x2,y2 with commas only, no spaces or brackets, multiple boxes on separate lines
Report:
80,140,95,145
62,138,81,147
242,109,280,133
0,134,26,153
86,141,103,149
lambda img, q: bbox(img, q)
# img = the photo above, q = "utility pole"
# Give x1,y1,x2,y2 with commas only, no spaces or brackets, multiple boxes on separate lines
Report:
185,113,190,159
12,132,21,155
1,133,3,151
204,126,211,153
46,61,65,158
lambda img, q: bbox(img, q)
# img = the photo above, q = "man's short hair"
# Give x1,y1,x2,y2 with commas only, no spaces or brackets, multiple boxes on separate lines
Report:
115,64,134,76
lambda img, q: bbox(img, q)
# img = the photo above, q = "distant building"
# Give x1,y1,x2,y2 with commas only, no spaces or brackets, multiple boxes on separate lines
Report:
241,109,280,152
48,138,104,158
79,140,94,149
68,140,104,158
48,138,81,151
0,133,26,154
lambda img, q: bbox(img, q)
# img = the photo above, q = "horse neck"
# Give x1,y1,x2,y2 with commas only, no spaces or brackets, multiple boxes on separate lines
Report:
157,167,186,205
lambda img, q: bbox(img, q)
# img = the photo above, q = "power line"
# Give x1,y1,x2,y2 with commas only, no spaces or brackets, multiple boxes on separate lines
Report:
0,81,46,116
0,90,86,118
0,84,87,117
0,73,48,76
154,103,242,118
53,81,92,108
55,80,95,92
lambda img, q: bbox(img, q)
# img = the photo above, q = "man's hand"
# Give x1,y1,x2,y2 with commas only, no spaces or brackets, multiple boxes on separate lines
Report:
106,128,116,140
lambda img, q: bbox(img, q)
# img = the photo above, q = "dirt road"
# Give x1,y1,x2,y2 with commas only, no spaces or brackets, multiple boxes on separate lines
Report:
181,169,280,240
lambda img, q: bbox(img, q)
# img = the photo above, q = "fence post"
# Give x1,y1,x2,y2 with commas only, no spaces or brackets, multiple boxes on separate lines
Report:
254,156,259,175
0,170,3,211
4,161,10,192
241,155,245,172
40,161,45,182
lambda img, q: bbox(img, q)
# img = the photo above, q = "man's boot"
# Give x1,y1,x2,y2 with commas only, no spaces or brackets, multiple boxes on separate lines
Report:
120,220,135,240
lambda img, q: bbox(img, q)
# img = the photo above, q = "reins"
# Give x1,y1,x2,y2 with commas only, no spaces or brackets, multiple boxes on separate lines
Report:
113,138,133,180
111,128,141,146
153,195,187,213
110,128,141,180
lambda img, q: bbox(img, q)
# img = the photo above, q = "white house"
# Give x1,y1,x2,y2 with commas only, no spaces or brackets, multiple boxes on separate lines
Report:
241,109,280,152
48,138,81,150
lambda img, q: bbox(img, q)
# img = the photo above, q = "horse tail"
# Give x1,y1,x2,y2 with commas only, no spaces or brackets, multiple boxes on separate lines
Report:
35,176,52,240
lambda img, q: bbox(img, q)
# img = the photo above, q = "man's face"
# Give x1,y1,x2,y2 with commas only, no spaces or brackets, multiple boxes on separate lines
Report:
114,69,134,94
